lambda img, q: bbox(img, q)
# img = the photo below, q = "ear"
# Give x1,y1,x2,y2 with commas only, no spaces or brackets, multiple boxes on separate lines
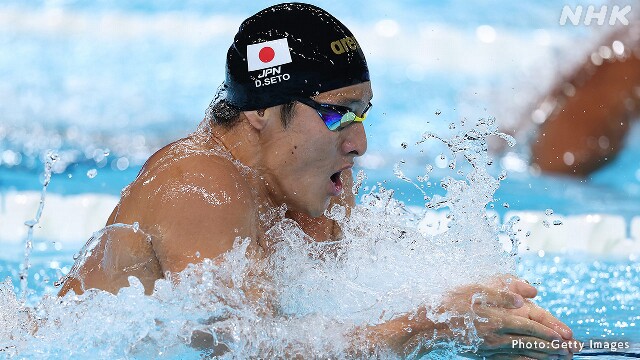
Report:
243,109,269,131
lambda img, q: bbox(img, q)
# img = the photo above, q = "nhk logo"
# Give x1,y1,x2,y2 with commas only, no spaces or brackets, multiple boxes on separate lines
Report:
559,5,632,26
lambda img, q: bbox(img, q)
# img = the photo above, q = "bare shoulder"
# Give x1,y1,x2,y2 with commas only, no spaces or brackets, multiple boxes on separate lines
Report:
110,136,259,273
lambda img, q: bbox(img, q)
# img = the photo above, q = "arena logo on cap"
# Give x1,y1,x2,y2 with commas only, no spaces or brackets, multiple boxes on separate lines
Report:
247,38,292,72
330,36,360,55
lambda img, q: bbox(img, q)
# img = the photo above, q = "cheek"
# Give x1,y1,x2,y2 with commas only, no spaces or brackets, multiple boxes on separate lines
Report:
287,139,334,171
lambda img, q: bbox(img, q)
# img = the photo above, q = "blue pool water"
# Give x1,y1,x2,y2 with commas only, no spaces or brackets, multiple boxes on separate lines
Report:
1,0,639,358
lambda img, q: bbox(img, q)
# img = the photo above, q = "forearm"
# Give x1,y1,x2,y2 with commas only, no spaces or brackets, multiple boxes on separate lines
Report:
349,307,447,357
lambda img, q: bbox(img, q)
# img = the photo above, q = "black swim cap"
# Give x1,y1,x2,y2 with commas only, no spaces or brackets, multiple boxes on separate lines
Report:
223,2,370,111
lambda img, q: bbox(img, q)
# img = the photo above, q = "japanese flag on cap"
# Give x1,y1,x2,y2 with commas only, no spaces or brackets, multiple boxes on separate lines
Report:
246,38,292,72
224,3,369,110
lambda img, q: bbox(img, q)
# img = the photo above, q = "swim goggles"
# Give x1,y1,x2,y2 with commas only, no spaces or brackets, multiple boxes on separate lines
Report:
296,97,372,131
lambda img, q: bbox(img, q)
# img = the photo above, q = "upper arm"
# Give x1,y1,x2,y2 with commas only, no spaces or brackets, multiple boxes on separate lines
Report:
116,156,258,275
531,33,640,175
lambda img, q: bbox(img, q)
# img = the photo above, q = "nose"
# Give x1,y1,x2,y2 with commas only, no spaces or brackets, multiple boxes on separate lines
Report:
340,122,367,156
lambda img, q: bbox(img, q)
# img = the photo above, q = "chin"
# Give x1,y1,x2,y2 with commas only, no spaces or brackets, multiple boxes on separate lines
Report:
306,198,331,218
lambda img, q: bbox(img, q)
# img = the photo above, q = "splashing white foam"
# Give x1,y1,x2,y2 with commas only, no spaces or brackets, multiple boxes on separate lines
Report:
0,118,520,358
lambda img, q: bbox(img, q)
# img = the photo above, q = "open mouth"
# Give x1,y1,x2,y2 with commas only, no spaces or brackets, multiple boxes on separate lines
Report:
330,171,343,193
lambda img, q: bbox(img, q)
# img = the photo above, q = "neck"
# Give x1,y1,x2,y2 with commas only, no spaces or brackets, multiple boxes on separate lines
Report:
203,117,282,212
206,117,263,170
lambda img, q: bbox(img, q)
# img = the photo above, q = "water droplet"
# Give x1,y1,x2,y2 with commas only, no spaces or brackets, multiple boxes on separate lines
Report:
400,142,408,149
525,231,531,237
435,110,442,115
87,169,98,179
542,220,550,228
553,220,563,226
132,221,140,232
502,202,509,208
448,123,456,129
545,209,554,216
352,170,367,196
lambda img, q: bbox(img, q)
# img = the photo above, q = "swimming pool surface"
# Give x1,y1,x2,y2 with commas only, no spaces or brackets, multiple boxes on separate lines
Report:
1,0,638,358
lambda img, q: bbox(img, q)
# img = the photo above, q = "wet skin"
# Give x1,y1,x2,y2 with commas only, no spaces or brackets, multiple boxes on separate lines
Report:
530,29,640,176
532,52,640,176
58,82,573,357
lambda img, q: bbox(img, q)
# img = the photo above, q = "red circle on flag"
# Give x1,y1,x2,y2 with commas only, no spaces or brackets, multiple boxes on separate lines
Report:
258,47,275,63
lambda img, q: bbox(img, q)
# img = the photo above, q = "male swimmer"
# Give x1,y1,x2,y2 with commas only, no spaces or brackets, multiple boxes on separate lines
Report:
59,3,574,357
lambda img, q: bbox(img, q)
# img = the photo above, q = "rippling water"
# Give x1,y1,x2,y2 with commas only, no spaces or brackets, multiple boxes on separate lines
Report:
1,0,639,358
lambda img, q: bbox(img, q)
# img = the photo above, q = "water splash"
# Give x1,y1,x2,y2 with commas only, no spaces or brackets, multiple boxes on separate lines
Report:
0,118,524,358
20,150,58,303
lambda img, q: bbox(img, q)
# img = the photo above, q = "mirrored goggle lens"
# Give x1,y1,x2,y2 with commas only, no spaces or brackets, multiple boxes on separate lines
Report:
296,97,369,132
319,109,365,131
322,111,367,131
321,111,344,131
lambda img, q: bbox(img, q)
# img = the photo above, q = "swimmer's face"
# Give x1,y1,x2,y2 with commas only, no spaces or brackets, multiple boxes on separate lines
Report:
259,82,372,217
